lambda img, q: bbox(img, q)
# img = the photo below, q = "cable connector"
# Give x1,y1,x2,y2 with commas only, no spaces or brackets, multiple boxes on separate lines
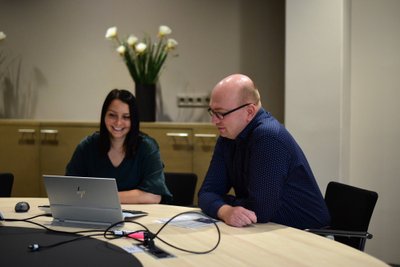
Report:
28,244,40,252
112,230,131,237
112,230,146,240
143,232,155,249
128,231,145,240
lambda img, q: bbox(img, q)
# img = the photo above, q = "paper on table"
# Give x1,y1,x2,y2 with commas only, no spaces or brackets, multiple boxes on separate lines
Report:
156,213,218,229
122,245,144,254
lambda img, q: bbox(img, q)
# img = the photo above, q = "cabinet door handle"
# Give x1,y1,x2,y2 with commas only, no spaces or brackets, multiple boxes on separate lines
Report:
166,132,191,145
194,133,217,138
18,128,36,134
18,128,36,143
166,132,189,137
40,129,59,134
40,129,59,144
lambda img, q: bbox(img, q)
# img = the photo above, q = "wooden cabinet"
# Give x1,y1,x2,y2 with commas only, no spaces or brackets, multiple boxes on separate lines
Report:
0,120,98,197
141,124,194,172
38,122,99,196
192,128,218,201
141,123,218,204
0,121,41,196
0,120,217,203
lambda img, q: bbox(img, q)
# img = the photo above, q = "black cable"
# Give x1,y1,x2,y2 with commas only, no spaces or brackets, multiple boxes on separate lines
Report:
104,219,151,239
4,214,111,251
4,211,221,254
5,213,52,221
151,211,221,254
28,233,105,251
105,211,221,254
4,215,105,235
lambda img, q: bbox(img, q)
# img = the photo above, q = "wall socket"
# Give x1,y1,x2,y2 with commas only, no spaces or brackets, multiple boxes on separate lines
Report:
177,93,210,107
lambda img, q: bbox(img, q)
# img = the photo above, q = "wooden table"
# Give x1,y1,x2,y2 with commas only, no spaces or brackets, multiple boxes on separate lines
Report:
0,198,389,267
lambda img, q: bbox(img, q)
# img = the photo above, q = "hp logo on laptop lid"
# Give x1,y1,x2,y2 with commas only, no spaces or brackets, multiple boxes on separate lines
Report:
76,186,86,198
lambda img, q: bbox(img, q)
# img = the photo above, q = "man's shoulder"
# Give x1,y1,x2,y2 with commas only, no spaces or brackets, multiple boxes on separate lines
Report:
252,114,283,138
251,114,298,152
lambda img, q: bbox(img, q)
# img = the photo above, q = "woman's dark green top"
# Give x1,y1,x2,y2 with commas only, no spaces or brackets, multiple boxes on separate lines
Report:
65,132,172,200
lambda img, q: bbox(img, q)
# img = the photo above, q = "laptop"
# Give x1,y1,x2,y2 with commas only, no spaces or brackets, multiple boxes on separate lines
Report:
43,175,145,228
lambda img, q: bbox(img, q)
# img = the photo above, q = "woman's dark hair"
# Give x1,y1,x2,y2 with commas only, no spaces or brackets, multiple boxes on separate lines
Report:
99,89,141,158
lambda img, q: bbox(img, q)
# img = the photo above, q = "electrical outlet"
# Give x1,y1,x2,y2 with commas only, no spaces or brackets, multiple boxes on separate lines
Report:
177,93,210,107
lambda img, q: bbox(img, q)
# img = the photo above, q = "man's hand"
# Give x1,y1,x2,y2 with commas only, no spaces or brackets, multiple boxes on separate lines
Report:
217,205,257,227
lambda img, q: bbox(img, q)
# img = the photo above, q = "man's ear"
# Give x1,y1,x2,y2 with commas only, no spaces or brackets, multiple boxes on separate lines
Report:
246,104,257,121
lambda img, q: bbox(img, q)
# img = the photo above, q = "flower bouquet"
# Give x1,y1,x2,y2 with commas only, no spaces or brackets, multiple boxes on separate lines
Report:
0,31,6,69
105,25,178,85
0,31,7,84
105,25,178,121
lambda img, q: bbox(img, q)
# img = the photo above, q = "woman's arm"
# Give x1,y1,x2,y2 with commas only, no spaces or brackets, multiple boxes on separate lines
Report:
118,189,161,204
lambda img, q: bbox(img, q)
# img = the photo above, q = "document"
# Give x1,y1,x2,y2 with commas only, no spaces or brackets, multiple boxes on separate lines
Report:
156,213,218,229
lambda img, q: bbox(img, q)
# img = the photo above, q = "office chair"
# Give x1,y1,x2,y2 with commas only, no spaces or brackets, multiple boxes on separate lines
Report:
0,172,14,197
306,181,378,251
164,172,198,207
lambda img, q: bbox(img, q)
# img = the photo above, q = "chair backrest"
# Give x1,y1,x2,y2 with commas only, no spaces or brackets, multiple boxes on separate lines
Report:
325,181,378,250
0,173,14,197
164,172,198,206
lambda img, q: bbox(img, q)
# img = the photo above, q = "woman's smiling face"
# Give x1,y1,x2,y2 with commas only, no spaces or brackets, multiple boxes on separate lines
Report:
104,99,131,141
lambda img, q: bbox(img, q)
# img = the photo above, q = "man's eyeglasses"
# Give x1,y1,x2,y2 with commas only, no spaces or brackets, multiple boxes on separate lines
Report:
208,103,252,120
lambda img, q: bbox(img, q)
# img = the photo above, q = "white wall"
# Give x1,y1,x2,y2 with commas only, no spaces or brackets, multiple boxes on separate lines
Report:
1,0,285,122
286,0,400,264
350,0,400,263
286,0,346,193
0,0,241,122
241,0,285,122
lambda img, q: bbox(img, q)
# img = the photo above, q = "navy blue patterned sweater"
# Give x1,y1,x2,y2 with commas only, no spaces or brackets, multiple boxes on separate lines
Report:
198,108,330,229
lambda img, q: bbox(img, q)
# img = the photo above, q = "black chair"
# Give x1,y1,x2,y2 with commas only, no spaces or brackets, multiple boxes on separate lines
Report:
164,172,198,207
306,181,378,251
0,173,14,197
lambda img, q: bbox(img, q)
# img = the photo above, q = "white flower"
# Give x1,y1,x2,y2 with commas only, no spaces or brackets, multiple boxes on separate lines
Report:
158,25,172,37
116,45,126,55
166,38,178,50
105,27,118,40
0,32,6,41
135,42,147,53
105,25,178,84
127,35,138,46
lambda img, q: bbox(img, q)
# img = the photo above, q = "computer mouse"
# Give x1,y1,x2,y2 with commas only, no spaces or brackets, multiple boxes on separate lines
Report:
15,201,30,213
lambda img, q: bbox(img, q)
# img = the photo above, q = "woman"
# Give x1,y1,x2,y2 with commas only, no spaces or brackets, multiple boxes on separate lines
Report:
66,89,171,204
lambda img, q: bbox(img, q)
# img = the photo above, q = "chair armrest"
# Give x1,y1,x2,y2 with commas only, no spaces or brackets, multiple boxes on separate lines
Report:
305,228,373,239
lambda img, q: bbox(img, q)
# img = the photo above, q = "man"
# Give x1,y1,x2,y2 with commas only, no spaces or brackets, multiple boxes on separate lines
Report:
198,74,330,229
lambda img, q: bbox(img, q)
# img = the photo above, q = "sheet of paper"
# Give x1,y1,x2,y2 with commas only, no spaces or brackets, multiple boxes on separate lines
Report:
156,213,218,229
122,245,145,254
